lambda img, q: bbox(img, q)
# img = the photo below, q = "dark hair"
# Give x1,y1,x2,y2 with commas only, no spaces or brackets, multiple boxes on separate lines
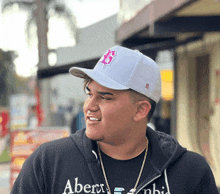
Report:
147,99,156,121
83,77,156,122
83,76,92,91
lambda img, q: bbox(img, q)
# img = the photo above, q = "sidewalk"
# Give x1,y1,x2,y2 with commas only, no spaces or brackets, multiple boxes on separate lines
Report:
0,162,10,194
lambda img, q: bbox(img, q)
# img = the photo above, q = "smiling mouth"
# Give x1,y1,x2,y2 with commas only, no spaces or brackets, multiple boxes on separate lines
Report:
88,117,101,121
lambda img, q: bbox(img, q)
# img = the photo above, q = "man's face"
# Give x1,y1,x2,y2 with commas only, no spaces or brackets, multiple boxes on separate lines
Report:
83,81,137,145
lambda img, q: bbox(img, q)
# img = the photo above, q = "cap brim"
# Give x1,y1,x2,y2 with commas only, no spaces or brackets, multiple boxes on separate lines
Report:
69,67,129,90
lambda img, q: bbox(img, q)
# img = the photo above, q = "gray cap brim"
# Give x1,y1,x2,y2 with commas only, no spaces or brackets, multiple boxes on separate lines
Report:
69,67,129,90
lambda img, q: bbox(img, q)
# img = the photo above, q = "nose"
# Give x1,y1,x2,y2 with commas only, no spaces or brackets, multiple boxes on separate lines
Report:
84,96,99,113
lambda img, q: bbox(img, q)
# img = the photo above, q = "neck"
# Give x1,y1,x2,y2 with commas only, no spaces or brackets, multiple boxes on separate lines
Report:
97,135,148,160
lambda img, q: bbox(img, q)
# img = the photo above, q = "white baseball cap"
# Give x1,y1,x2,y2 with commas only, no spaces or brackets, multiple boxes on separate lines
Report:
69,46,161,103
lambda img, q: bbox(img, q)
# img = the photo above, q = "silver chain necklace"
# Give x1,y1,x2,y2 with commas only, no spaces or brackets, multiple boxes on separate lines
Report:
97,142,148,194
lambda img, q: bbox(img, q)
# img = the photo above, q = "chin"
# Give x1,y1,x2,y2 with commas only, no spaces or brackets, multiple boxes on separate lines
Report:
85,129,102,141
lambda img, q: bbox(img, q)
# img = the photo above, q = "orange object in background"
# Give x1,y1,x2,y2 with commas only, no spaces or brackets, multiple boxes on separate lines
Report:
160,70,173,101
10,127,70,188
0,108,9,138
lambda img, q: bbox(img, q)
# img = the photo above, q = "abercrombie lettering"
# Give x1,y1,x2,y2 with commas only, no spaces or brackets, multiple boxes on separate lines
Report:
62,178,105,194
62,178,169,194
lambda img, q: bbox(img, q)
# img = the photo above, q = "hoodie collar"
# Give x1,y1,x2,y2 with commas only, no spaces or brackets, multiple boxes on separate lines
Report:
146,127,186,171
71,127,186,171
71,127,186,192
71,129,105,185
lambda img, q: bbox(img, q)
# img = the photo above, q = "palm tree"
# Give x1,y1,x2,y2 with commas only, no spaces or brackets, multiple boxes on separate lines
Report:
1,0,78,126
1,0,77,47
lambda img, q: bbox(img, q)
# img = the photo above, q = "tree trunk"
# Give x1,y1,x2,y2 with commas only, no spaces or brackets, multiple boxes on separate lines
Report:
35,0,51,126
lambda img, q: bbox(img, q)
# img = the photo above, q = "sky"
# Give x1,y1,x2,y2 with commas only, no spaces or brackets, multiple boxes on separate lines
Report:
0,0,119,77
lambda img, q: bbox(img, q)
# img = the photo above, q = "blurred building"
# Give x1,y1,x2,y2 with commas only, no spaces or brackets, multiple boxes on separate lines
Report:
116,0,220,187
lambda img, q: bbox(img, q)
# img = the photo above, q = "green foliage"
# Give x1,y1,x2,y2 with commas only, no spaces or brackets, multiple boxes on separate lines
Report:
0,146,10,163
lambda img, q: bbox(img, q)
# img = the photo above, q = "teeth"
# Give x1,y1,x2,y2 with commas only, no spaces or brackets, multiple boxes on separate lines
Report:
89,117,99,121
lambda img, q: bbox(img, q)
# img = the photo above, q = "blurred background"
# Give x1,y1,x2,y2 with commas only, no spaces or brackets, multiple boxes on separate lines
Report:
0,0,220,193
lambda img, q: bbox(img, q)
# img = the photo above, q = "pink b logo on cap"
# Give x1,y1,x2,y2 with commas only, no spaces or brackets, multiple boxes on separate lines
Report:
100,49,116,65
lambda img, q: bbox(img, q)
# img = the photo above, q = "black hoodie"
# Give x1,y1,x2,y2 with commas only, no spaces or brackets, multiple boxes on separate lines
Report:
11,127,219,194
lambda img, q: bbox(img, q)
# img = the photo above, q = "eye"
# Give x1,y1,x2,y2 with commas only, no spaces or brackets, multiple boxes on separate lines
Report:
85,87,90,95
101,96,112,100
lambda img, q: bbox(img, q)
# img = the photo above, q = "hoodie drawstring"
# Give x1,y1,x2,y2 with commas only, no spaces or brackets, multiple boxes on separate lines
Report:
164,169,171,194
92,150,98,160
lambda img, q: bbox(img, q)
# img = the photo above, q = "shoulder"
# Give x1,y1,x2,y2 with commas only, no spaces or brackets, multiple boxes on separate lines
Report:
38,136,77,157
180,151,218,193
40,136,74,149
19,136,75,167
167,151,218,193
169,150,215,180
175,150,214,178
21,136,80,173
182,151,209,168
30,129,87,160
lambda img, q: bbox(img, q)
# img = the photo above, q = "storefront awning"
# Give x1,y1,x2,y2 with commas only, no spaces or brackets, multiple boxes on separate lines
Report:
116,0,220,48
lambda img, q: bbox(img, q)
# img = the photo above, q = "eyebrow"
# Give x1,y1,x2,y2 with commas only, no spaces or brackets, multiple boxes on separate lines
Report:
86,86,114,96
98,91,114,96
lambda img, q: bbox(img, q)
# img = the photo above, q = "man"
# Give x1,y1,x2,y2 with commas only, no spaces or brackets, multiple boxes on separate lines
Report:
11,46,218,194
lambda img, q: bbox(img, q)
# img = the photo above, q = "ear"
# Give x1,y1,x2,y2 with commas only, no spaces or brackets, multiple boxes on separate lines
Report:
134,101,151,122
